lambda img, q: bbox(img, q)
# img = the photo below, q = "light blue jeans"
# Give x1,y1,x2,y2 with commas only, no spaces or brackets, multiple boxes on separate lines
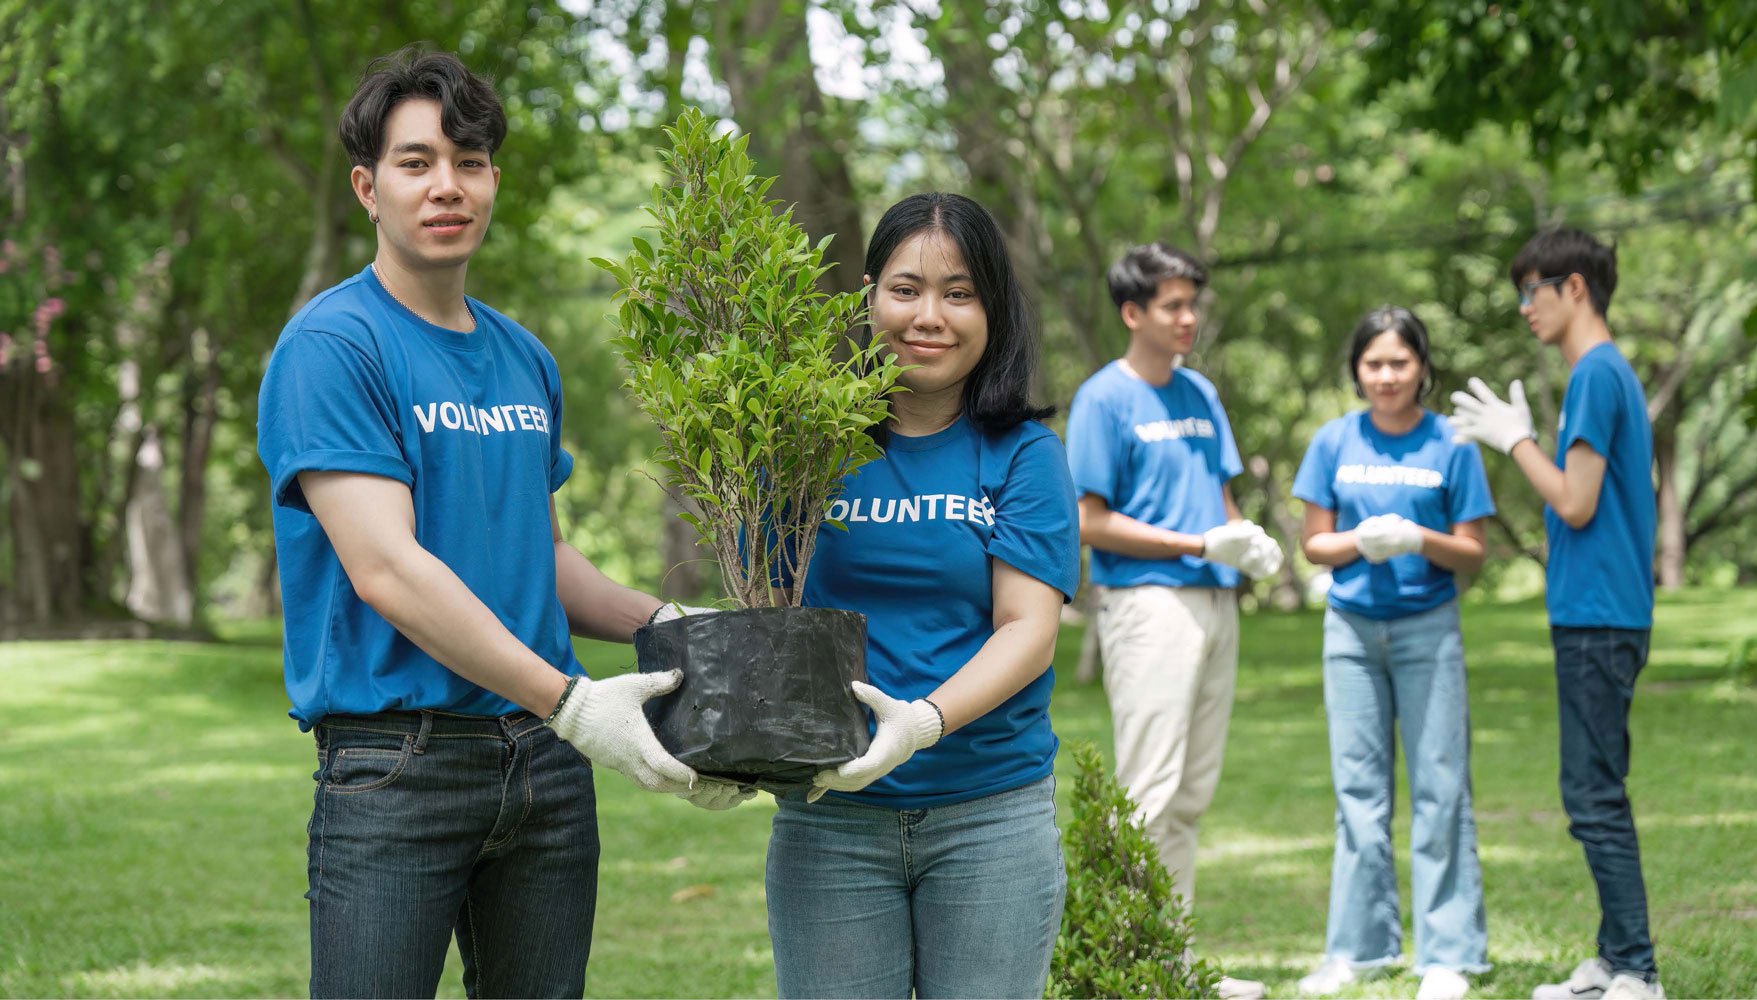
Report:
765,775,1065,999
1321,599,1489,975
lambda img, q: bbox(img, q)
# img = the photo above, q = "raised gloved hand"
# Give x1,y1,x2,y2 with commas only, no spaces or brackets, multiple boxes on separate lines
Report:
648,602,719,626
808,681,944,803
1201,520,1265,568
1354,513,1426,563
1450,377,1535,454
675,776,758,811
1237,530,1284,579
547,671,696,793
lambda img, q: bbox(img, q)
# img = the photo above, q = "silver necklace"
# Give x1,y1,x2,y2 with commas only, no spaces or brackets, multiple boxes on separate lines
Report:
373,261,475,332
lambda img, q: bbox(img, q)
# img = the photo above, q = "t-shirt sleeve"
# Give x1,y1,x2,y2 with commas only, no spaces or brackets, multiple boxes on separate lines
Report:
1063,389,1120,505
1446,440,1497,523
541,350,575,493
989,432,1081,603
256,330,412,513
1558,358,1619,461
1209,386,1245,481
1291,423,1337,509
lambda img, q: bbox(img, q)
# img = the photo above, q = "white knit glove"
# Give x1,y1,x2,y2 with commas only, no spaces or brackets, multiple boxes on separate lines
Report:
1237,530,1284,579
1450,377,1536,454
547,672,696,793
1355,513,1426,563
808,681,943,803
1201,520,1263,568
675,777,757,811
648,602,719,626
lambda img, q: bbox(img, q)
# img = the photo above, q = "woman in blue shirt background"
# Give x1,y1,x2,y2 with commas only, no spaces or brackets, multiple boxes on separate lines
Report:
764,193,1080,999
1291,307,1495,1000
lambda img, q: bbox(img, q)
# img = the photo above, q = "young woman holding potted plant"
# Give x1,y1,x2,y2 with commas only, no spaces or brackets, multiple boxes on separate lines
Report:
763,193,1081,999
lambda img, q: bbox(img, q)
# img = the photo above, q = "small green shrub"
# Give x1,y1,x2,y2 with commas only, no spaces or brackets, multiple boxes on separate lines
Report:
1050,741,1219,1000
593,109,904,608
1725,635,1757,687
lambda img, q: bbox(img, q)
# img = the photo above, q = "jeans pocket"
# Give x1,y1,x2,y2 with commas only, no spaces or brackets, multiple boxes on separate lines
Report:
323,736,414,795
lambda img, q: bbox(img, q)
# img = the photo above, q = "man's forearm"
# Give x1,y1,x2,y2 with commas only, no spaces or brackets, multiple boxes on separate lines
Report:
1081,508,1203,559
356,541,569,716
1509,438,1567,509
1303,531,1361,568
555,542,664,642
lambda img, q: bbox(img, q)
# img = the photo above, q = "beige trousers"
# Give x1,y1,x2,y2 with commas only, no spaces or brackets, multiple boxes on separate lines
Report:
1094,584,1240,905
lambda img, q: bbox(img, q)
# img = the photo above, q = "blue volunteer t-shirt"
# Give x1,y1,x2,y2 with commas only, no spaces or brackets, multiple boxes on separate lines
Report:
256,265,583,729
1546,342,1655,629
1293,410,1495,620
800,417,1080,810
1065,362,1243,588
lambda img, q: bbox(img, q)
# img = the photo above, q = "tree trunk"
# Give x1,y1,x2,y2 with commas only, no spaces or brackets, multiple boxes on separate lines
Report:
124,427,194,625
4,379,85,626
1653,422,1684,589
710,0,865,298
659,494,707,601
177,338,222,610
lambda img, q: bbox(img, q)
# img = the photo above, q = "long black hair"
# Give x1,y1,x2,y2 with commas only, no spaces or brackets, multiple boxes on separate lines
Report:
1347,305,1436,401
863,193,1053,432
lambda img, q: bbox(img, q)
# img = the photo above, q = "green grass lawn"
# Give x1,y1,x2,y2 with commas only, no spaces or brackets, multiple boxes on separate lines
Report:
2,591,1754,998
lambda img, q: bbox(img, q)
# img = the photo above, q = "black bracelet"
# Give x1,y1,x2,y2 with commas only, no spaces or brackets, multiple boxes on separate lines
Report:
922,697,946,742
545,675,581,725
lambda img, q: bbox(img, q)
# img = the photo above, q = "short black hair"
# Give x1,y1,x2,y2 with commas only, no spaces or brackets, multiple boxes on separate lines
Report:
339,46,507,171
1348,305,1436,401
1106,242,1208,313
863,193,1054,433
1508,227,1618,318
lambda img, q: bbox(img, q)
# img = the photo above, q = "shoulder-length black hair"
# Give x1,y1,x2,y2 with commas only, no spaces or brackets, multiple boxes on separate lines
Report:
1348,305,1436,401
863,193,1053,433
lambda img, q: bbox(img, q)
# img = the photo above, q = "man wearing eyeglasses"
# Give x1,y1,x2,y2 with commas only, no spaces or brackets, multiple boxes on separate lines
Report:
1449,228,1662,1000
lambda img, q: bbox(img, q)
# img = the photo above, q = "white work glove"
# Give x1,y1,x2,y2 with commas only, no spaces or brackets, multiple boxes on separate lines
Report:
675,777,757,811
1237,531,1284,579
1450,377,1536,454
808,681,944,803
547,671,696,793
1354,513,1426,563
648,602,719,626
1200,520,1264,568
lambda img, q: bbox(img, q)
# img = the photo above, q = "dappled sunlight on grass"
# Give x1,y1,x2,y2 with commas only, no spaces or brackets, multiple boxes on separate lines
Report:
2,589,1754,997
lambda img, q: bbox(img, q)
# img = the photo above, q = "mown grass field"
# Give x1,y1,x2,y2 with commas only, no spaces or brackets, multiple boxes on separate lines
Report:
2,591,1754,998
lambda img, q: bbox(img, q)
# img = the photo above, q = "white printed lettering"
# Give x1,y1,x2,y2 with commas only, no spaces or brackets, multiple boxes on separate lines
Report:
944,495,965,520
848,499,868,522
515,405,535,430
871,498,897,523
439,402,462,430
896,497,921,522
478,406,506,433
826,499,850,522
922,494,945,518
1334,464,1444,489
413,403,438,433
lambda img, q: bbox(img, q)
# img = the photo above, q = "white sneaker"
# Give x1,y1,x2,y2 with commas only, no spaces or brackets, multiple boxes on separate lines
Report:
1417,968,1470,1000
1298,959,1358,996
1602,974,1665,1000
1532,957,1613,999
1217,975,1267,1000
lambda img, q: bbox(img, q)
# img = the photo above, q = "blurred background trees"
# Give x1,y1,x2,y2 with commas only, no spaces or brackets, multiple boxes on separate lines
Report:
3,0,1753,634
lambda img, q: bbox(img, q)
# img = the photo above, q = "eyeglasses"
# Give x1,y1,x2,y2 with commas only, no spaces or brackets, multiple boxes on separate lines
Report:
1518,275,1569,307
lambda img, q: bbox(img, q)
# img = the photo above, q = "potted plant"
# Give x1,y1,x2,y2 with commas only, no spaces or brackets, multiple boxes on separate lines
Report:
592,109,905,790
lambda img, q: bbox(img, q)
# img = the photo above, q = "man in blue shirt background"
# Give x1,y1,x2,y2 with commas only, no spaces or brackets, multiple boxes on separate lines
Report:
1065,243,1283,1000
256,47,741,999
1451,228,1663,1000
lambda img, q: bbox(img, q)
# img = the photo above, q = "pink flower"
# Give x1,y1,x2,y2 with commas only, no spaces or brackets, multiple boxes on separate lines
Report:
1,238,15,258
35,355,51,374
44,297,65,317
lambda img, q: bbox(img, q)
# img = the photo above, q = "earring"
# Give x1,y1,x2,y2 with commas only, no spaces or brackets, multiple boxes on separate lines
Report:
369,210,379,225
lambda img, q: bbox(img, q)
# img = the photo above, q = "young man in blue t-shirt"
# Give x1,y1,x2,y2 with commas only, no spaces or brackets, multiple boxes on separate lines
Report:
1451,228,1662,1000
255,49,744,999
1065,243,1283,1000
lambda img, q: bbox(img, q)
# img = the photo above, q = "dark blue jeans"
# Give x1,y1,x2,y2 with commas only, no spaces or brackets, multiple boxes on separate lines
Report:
307,709,600,998
1551,626,1656,978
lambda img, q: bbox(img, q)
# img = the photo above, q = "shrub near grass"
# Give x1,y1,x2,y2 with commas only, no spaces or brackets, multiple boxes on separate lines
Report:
1050,741,1219,999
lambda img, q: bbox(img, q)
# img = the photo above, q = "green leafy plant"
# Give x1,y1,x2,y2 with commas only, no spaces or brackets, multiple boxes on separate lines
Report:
593,109,904,608
1050,741,1219,1000
1724,635,1757,687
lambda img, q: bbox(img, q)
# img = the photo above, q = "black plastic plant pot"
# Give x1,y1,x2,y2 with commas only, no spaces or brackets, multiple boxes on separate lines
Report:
634,606,872,794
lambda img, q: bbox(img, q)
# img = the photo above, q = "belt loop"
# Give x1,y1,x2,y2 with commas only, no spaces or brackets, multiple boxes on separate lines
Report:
413,711,433,754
